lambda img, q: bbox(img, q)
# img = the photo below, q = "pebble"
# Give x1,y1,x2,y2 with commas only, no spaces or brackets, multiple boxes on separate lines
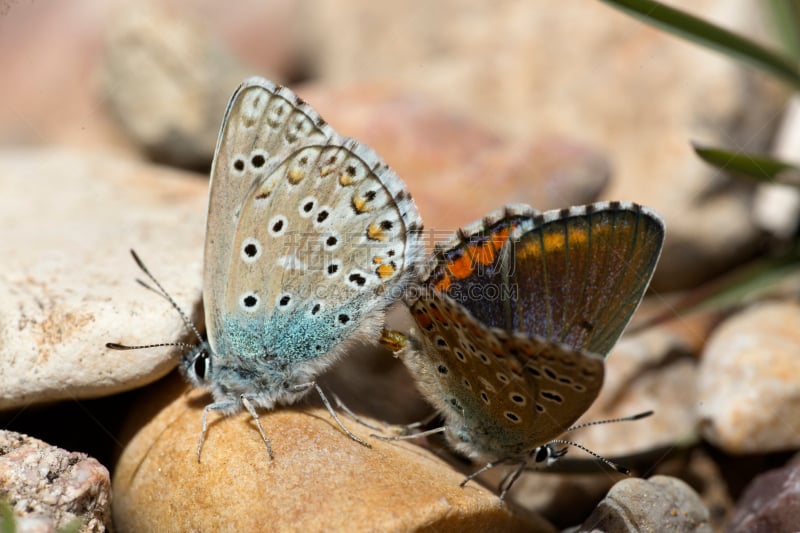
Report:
698,301,800,452
0,430,111,532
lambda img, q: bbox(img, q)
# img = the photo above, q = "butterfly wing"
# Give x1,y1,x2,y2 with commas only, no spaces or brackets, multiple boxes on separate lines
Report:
207,78,424,369
204,78,337,354
506,202,664,355
405,291,604,459
429,202,664,356
422,204,539,300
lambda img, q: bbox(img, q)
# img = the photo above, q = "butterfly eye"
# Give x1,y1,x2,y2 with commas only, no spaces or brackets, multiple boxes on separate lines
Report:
193,352,211,382
533,445,551,464
534,444,567,466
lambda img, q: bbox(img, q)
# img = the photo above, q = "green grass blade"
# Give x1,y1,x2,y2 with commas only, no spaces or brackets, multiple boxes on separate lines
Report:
692,142,800,185
0,500,15,533
768,0,800,62
56,518,83,533
600,0,800,88
629,252,800,334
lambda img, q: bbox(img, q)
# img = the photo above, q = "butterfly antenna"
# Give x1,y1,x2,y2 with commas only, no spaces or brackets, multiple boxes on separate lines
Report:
564,410,654,432
546,439,631,474
106,341,196,351
128,249,204,345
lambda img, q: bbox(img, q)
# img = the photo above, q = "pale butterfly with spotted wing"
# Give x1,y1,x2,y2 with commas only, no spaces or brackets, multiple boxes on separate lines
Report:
109,77,424,459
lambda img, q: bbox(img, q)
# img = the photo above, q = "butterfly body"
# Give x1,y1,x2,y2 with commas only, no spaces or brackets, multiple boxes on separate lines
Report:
400,202,664,463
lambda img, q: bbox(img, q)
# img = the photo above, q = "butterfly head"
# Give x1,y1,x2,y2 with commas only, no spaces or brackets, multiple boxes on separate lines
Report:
181,341,214,390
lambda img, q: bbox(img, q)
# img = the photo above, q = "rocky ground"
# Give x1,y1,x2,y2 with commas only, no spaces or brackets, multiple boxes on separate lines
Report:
1,1,799,531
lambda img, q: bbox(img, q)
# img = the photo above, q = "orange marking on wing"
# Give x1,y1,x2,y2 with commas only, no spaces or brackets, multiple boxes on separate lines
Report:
414,312,434,331
352,195,371,213
288,168,305,184
516,239,545,259
506,359,522,374
469,240,497,266
376,263,395,279
492,227,510,247
519,344,533,356
433,275,452,292
543,232,567,253
446,254,474,280
429,307,447,324
564,227,589,245
367,223,386,241
439,307,458,325
516,226,598,260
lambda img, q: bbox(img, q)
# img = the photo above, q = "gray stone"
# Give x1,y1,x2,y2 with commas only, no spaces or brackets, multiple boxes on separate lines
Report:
728,460,800,533
0,430,111,532
576,475,712,532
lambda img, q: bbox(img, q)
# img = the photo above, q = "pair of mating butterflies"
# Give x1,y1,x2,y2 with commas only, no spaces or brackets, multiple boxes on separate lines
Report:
111,77,664,495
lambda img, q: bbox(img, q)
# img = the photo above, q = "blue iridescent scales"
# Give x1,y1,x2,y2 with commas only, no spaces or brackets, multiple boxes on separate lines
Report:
391,201,664,495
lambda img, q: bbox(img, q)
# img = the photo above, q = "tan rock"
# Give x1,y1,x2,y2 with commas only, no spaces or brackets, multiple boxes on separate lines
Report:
113,373,549,532
698,301,800,452
0,149,206,409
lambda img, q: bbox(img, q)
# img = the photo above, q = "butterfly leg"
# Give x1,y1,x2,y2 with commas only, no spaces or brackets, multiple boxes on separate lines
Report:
312,383,371,448
241,394,275,460
459,458,510,489
401,410,441,433
497,460,529,501
197,400,239,462
332,393,442,438
332,392,384,432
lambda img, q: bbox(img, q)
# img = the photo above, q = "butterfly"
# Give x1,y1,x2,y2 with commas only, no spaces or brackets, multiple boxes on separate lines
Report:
110,77,424,459
390,202,664,497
